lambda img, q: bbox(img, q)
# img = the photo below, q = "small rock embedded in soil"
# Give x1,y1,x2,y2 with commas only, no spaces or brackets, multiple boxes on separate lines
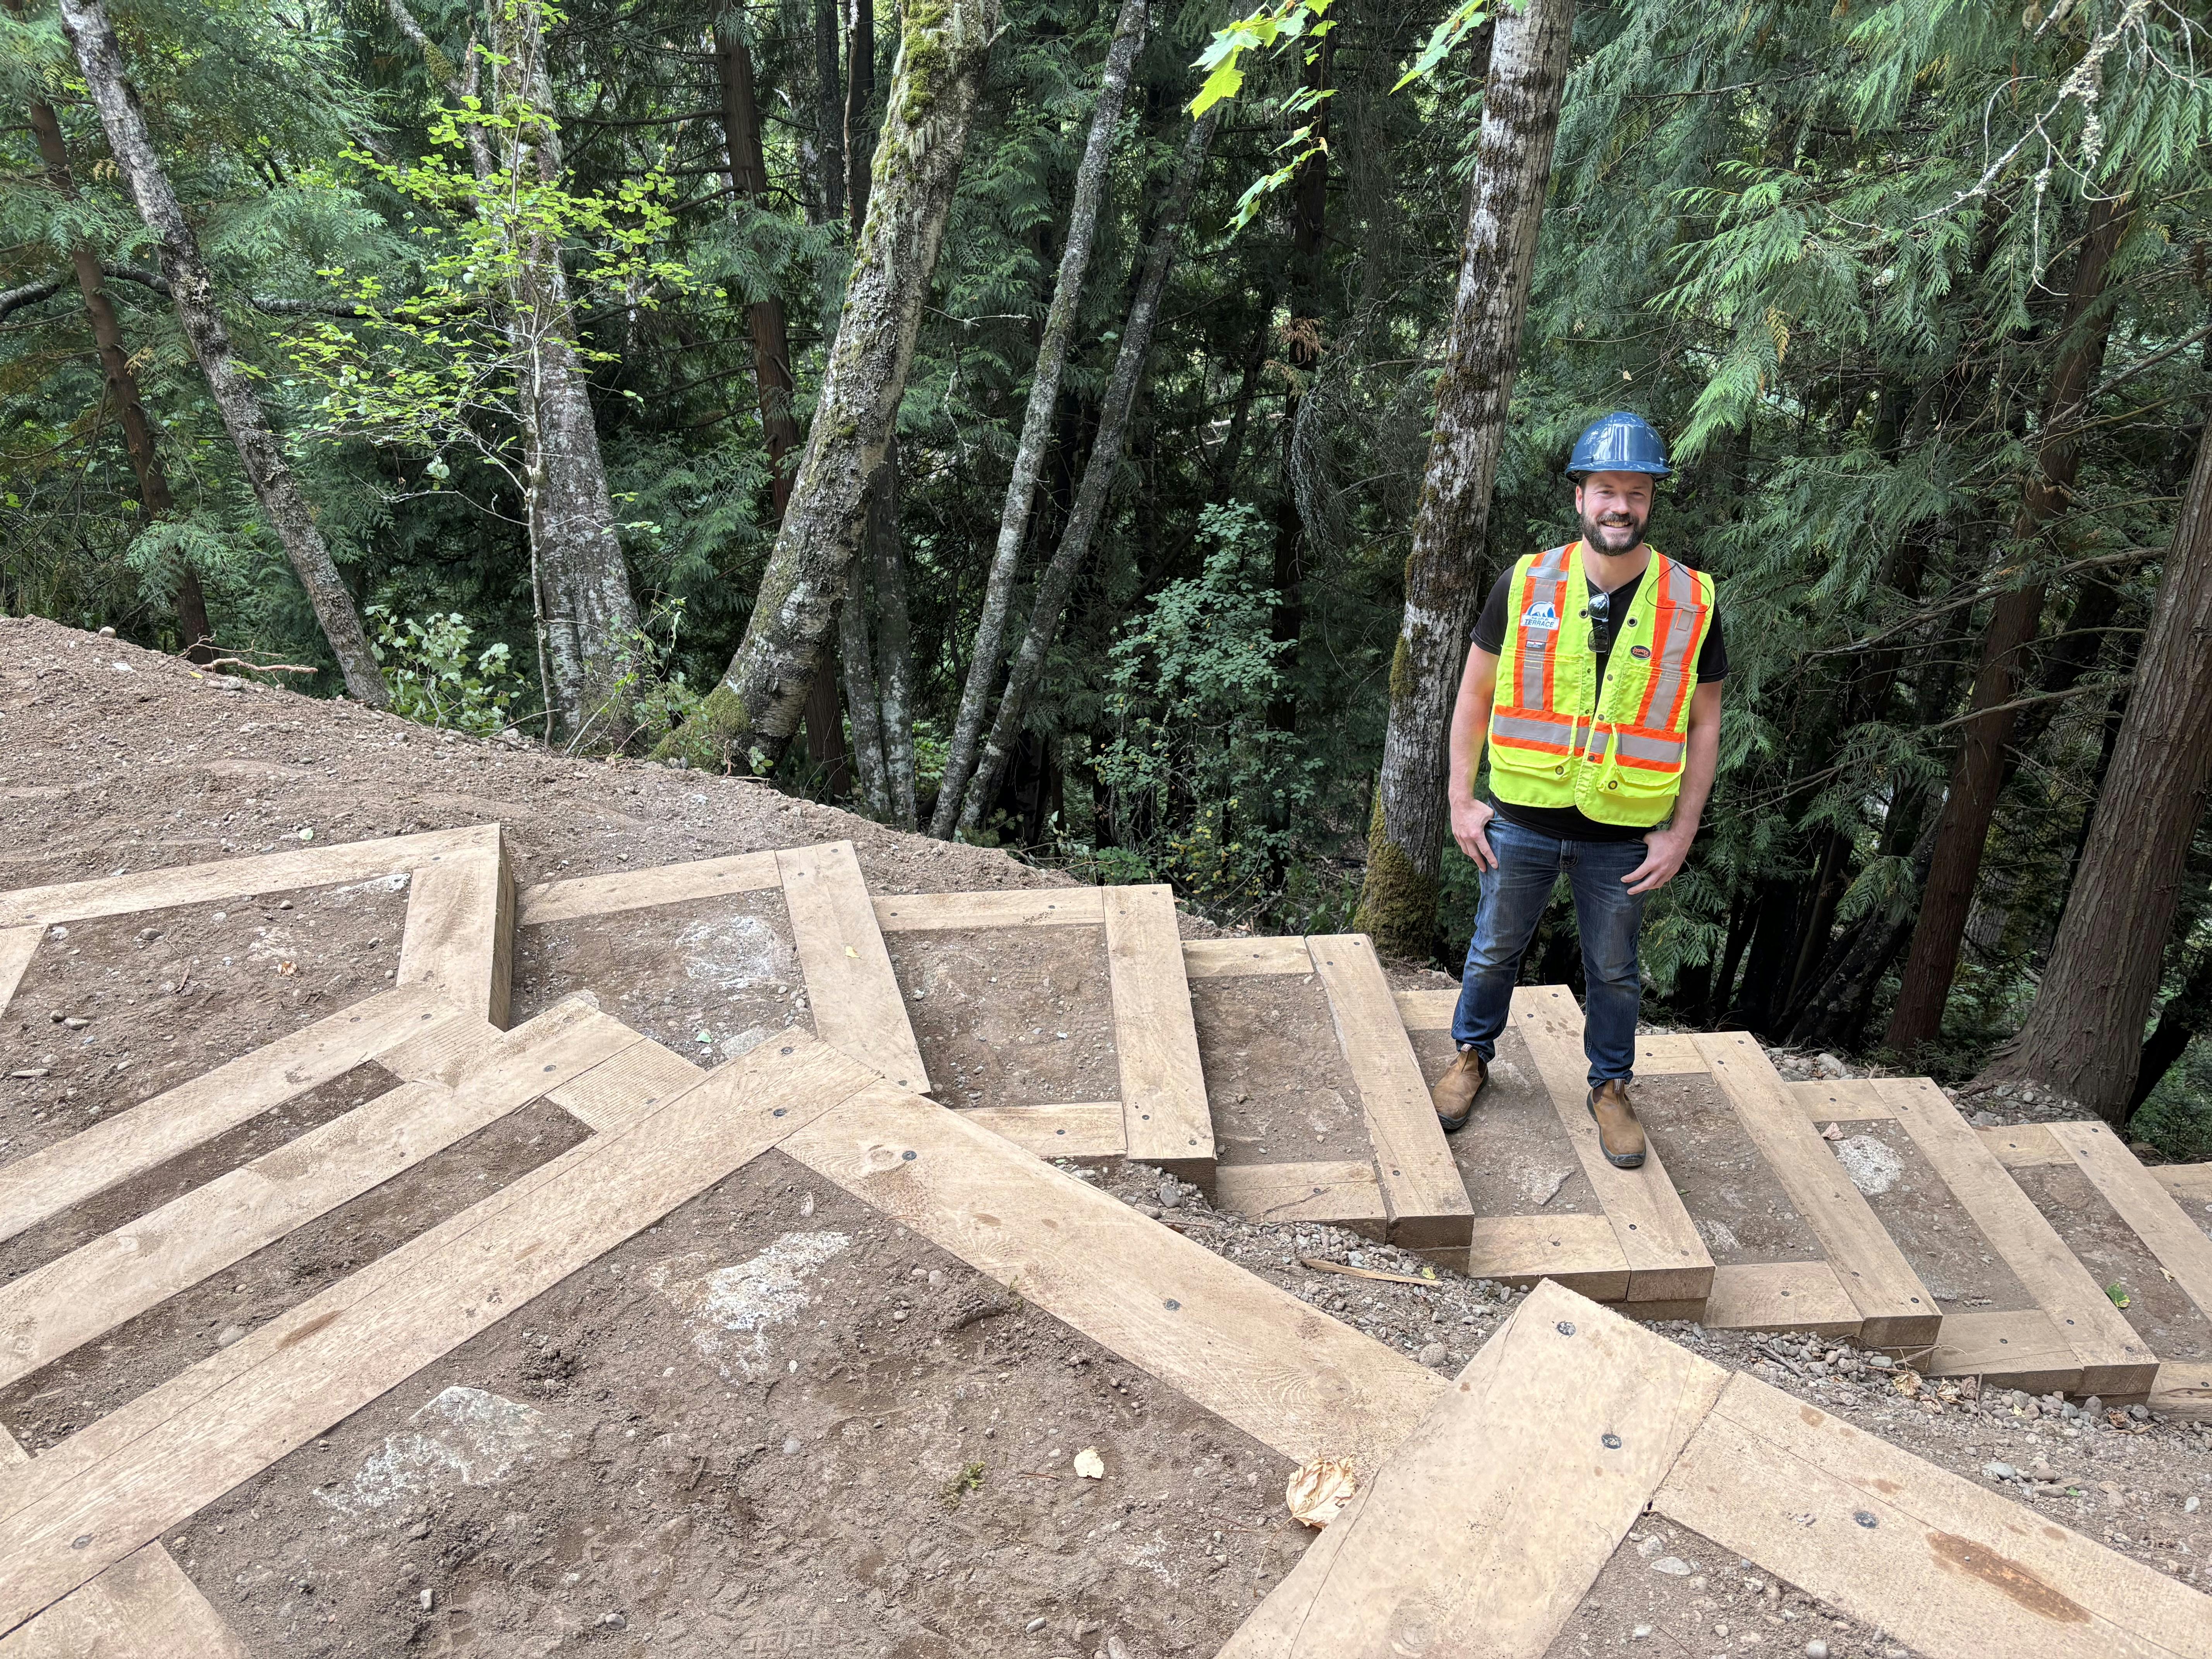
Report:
1158,1181,1183,1210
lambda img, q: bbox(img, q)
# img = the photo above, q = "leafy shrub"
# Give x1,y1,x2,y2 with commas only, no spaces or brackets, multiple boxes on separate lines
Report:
1082,503,1317,917
368,606,524,734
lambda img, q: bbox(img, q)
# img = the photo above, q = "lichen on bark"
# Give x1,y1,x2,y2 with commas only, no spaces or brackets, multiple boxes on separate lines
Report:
1352,0,1577,956
662,0,1001,775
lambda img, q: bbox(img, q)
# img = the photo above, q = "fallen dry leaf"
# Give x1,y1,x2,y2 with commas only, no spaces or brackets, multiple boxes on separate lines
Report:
1286,1456,1357,1528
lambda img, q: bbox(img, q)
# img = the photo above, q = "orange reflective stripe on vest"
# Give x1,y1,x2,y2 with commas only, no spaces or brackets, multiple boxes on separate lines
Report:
1496,543,1580,755
1616,555,1704,771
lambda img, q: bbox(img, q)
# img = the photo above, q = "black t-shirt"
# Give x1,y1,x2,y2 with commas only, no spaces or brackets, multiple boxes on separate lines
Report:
1470,560,1727,843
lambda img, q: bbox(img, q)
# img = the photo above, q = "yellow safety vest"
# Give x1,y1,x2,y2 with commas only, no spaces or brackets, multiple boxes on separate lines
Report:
1487,543,1716,828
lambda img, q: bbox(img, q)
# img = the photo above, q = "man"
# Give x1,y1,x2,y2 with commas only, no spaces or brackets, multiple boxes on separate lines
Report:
1429,412,1725,1169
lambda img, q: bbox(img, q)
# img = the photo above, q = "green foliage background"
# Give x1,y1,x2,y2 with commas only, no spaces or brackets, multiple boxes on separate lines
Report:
6,0,2212,1146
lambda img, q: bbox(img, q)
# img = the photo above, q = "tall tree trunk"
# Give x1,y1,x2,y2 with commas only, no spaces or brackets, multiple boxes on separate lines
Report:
55,0,384,703
1885,193,2132,1051
832,0,890,815
1352,0,1575,958
658,0,1001,772
390,0,643,742
1209,311,1271,498
472,0,649,747
797,0,850,793
1705,890,1754,1025
1785,827,1851,1013
814,0,846,226
845,0,877,237
2054,682,2128,923
1975,420,2212,1123
713,12,845,785
2129,927,2212,1114
844,0,913,825
953,111,1218,834
714,20,803,519
1727,876,1801,1034
930,0,1149,838
11,25,212,659
870,437,919,828
1784,809,1943,1050
2012,575,2120,754
838,572,890,814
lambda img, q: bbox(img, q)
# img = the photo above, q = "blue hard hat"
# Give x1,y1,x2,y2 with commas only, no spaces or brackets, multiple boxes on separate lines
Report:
1567,411,1671,478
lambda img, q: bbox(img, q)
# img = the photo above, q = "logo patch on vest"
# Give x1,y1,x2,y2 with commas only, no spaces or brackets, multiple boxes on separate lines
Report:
1628,644,1652,660
1520,602,1559,632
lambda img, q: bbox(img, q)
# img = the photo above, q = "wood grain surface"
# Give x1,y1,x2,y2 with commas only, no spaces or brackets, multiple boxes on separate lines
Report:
782,1087,1444,1472
1698,1032,1936,1346
778,840,931,1094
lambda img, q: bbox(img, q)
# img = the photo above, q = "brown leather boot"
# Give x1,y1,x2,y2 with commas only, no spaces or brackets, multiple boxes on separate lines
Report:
1432,1047,1488,1134
1587,1079,1646,1169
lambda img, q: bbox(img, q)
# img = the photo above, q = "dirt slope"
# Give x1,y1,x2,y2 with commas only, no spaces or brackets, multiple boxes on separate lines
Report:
0,615,1059,903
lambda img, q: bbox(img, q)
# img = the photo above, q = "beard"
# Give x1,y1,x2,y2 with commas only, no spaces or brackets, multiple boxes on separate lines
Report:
1580,505,1648,556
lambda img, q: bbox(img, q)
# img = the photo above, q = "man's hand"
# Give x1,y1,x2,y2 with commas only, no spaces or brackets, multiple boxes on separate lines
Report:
1451,796,1498,870
1623,823,1694,895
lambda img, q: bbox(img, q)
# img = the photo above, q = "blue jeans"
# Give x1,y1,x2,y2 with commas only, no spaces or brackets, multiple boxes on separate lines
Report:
1451,817,1651,1089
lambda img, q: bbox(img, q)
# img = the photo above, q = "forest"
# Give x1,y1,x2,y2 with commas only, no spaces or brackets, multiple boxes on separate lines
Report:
5,0,2212,1152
